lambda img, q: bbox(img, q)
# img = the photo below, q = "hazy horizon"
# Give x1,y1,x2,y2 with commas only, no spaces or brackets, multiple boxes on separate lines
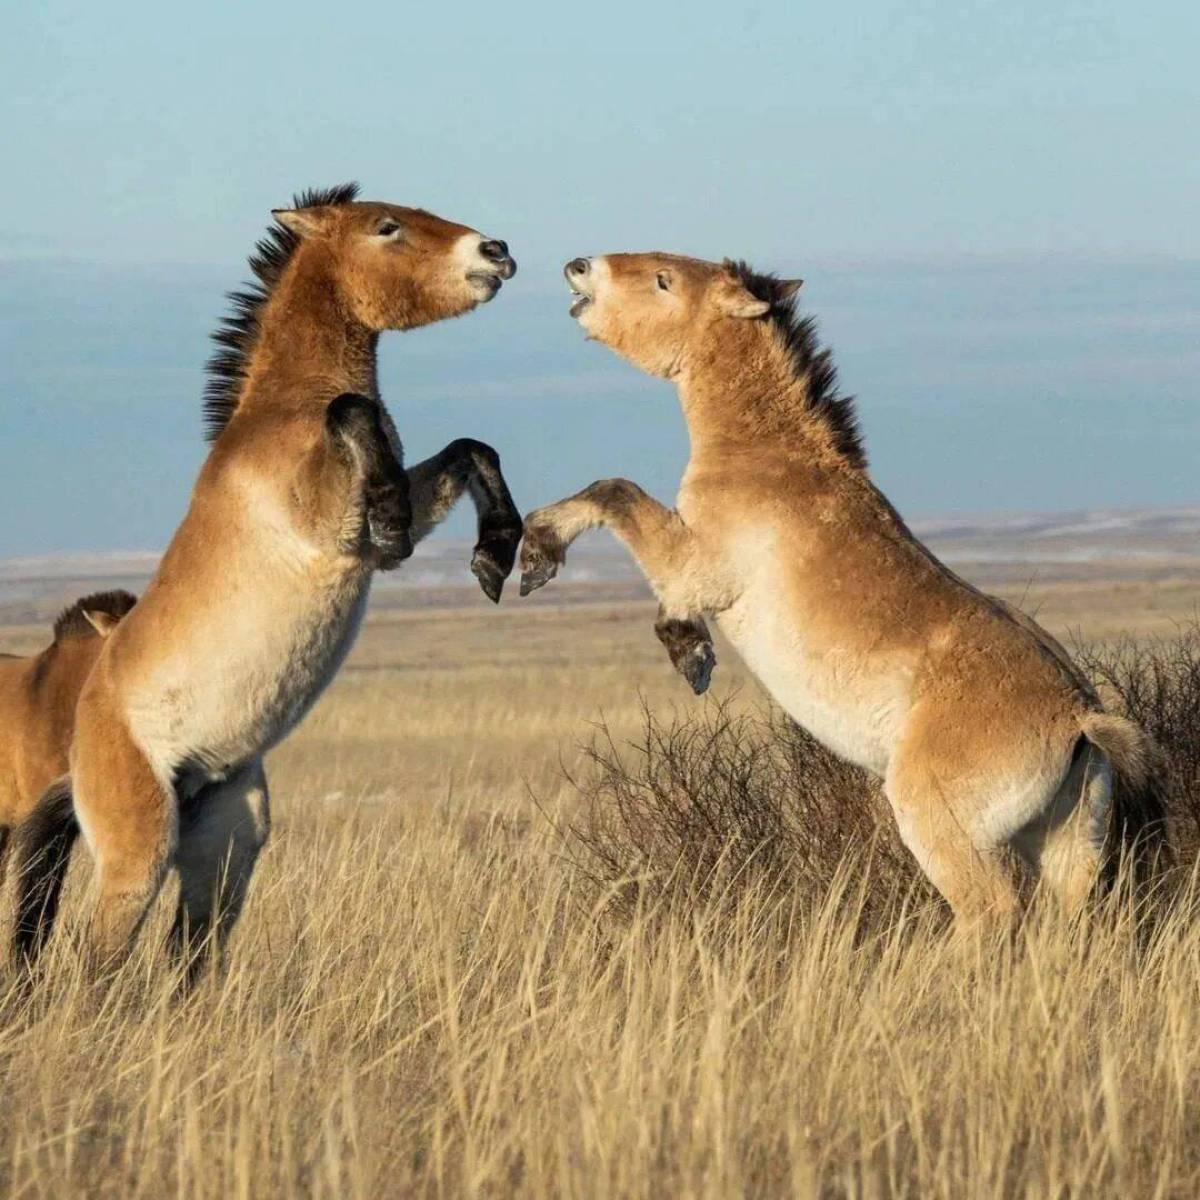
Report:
2,251,1196,558
2,0,1196,556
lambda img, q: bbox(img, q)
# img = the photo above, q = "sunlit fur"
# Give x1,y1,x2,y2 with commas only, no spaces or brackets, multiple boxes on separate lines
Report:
21,188,520,979
0,592,133,880
524,252,1166,926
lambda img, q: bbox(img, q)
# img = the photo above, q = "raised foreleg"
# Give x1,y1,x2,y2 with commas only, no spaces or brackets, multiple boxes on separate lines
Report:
323,393,414,569
520,480,724,693
654,606,716,696
405,439,523,602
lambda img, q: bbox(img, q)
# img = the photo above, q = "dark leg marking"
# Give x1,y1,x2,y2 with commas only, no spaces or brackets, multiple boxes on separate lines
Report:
655,609,717,695
169,766,270,991
12,779,79,969
519,522,566,596
326,393,413,568
459,440,522,603
421,439,522,602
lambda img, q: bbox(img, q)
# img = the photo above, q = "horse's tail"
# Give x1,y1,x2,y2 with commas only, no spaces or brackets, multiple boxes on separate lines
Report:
1079,711,1172,888
12,776,80,966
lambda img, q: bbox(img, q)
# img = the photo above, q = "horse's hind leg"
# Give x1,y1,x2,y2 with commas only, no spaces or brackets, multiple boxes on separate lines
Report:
1013,741,1106,916
72,709,176,974
889,794,1020,927
169,760,269,985
885,746,1021,928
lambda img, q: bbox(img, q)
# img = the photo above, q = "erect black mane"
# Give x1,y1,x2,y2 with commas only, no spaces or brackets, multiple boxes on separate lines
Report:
52,590,137,641
202,182,361,441
722,260,866,469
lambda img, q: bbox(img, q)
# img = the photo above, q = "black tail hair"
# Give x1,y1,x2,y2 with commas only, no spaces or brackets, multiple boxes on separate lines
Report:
1108,749,1173,895
13,777,80,966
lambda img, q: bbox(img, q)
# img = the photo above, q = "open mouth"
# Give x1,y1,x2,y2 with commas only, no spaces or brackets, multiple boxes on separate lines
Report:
564,258,593,318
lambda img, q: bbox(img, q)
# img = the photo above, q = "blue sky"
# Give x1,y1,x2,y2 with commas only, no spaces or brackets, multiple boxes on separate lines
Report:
1,0,1196,556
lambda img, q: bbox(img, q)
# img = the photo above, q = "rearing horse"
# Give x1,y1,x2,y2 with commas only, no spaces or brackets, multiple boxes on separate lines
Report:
16,184,522,978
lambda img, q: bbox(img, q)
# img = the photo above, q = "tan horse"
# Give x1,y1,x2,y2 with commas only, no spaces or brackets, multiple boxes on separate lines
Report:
520,253,1165,925
0,592,136,958
16,184,522,978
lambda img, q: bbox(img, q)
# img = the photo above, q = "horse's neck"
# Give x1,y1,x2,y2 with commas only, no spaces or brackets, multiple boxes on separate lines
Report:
675,331,910,543
677,322,841,466
241,269,380,419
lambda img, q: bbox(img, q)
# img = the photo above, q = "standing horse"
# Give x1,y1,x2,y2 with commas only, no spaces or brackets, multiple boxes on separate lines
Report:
0,592,135,959
520,252,1165,925
15,185,522,977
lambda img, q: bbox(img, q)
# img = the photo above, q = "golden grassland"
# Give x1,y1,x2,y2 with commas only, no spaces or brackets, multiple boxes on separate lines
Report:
0,569,1198,1197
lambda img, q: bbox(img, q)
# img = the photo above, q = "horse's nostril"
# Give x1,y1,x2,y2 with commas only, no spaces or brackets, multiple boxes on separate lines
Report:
480,239,509,262
567,257,589,277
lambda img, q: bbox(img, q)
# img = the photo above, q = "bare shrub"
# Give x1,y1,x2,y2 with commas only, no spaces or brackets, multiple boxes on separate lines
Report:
561,697,934,930
1074,623,1200,861
567,626,1200,924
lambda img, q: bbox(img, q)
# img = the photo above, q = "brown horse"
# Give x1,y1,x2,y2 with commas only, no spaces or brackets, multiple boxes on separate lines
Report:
15,184,522,978
520,252,1165,926
0,592,136,957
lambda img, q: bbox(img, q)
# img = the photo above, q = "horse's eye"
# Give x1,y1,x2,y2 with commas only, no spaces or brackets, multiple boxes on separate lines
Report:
377,221,401,237
656,271,671,291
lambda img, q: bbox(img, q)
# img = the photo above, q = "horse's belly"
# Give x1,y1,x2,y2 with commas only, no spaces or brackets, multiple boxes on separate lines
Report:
129,579,371,778
715,590,905,776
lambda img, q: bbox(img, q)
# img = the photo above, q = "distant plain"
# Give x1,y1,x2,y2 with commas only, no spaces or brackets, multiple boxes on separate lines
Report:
0,511,1197,1196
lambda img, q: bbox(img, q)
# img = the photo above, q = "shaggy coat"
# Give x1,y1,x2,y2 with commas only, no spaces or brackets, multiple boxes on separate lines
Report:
521,253,1164,923
17,186,522,977
0,592,135,957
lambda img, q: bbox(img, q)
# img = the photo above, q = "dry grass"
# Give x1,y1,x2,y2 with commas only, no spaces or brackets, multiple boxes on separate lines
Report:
0,588,1198,1197
558,699,930,930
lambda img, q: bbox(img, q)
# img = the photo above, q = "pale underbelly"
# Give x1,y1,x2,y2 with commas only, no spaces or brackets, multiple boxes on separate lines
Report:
128,581,371,780
714,594,908,777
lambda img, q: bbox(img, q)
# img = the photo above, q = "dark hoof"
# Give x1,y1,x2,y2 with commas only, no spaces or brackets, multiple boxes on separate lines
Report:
470,526,519,603
371,527,414,571
471,549,508,603
680,641,716,695
519,560,558,596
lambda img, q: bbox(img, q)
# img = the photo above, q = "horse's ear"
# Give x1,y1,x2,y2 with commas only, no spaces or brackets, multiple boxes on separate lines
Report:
81,609,120,637
272,206,333,239
713,276,771,320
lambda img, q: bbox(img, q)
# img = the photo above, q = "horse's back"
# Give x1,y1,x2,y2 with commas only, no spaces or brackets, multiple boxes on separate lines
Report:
0,635,108,826
0,653,37,823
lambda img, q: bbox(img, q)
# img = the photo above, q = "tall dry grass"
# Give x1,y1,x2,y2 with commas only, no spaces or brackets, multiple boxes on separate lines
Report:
0,619,1197,1196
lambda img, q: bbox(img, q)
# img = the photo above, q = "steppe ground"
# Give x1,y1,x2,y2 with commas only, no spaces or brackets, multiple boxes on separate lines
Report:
0,535,1198,1198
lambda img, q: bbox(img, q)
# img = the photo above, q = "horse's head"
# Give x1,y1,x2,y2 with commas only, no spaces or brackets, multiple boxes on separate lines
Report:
563,253,801,379
273,199,516,331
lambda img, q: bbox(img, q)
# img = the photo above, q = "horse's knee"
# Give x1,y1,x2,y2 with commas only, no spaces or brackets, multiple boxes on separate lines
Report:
445,437,498,470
